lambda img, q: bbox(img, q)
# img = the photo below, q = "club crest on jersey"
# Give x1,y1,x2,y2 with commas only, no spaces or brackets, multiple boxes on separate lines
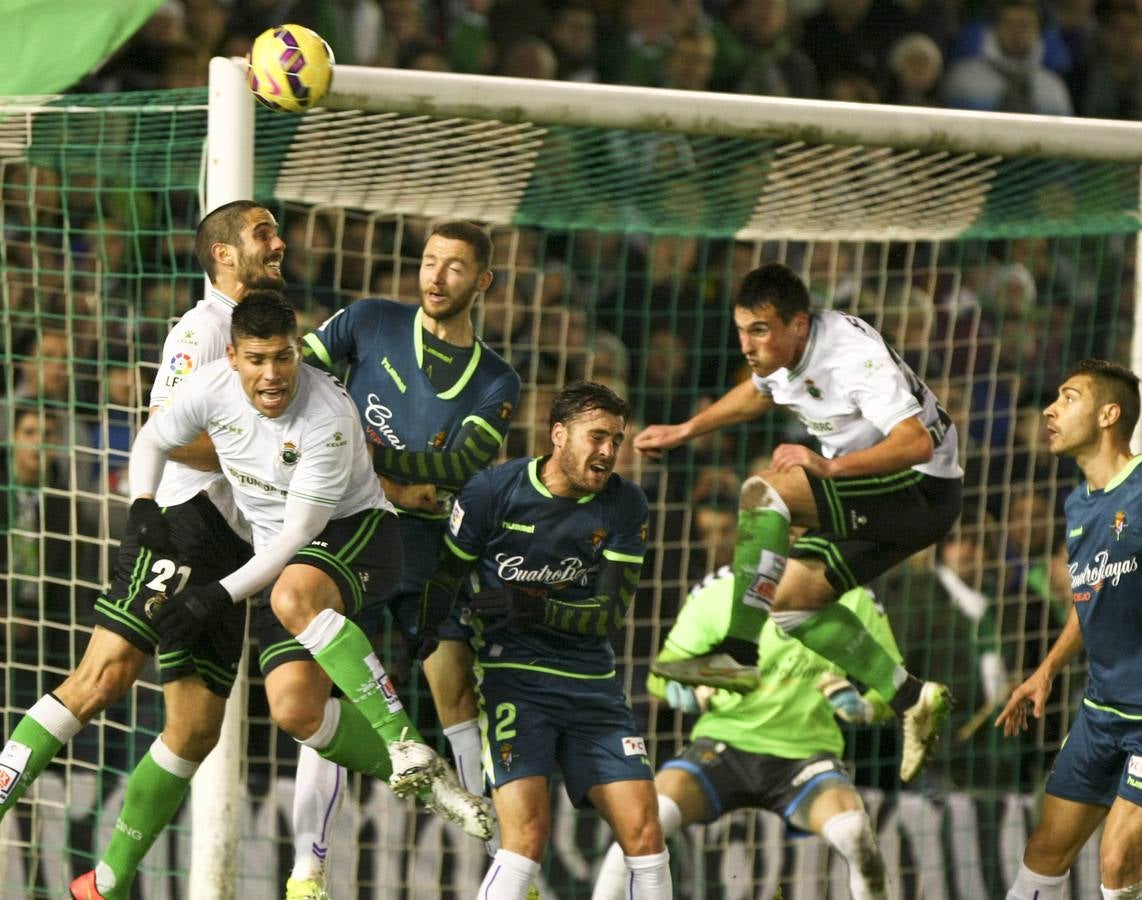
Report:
805,379,823,400
499,742,514,770
499,401,513,422
431,430,447,449
1111,510,1128,541
591,528,607,551
280,442,300,465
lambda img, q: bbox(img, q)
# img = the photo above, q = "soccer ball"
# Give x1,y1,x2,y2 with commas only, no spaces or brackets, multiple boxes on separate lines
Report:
246,24,335,113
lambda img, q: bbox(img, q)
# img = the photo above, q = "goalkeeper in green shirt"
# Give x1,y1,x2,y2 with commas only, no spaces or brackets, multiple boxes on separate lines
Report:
593,567,897,900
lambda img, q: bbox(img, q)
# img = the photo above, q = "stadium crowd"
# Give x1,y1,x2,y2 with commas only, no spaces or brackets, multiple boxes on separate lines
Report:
77,0,1142,122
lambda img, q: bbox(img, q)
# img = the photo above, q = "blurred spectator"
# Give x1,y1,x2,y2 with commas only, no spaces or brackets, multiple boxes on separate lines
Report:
1055,0,1100,100
801,0,890,96
293,0,386,67
943,0,1074,115
497,35,558,80
546,1,600,82
281,212,340,315
597,0,677,86
662,28,716,91
84,0,191,93
2,330,72,440
885,31,944,105
712,0,819,97
446,0,497,74
1,407,99,697
1079,4,1142,120
824,70,881,102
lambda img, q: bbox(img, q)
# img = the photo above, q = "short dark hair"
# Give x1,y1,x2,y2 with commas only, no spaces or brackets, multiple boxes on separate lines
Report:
231,289,296,345
195,200,269,279
428,220,493,271
1064,358,1141,443
734,263,811,322
549,381,631,431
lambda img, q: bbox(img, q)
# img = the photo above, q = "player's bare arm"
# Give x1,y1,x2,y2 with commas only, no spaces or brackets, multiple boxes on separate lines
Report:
634,379,772,457
995,605,1084,737
786,415,934,479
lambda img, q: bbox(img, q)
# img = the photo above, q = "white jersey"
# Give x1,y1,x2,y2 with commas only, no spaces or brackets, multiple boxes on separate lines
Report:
148,287,237,518
752,309,962,479
147,357,394,551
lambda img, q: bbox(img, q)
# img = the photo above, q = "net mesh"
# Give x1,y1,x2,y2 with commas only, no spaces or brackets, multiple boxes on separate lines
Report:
1,85,1138,898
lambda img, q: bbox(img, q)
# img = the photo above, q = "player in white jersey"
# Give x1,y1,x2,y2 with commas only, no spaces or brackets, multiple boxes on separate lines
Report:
635,263,963,783
0,201,285,899
123,292,488,886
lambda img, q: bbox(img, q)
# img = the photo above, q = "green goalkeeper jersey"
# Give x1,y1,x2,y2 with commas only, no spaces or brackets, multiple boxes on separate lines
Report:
650,567,902,759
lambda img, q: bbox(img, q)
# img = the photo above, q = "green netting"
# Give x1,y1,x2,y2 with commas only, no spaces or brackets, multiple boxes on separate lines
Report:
1,87,1139,898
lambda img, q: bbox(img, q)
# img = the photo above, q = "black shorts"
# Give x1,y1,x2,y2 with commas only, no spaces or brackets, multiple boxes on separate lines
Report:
661,738,852,826
255,508,402,675
791,471,962,592
95,493,252,697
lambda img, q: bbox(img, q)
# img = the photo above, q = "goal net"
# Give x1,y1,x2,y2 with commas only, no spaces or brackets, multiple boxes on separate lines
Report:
2,62,1140,898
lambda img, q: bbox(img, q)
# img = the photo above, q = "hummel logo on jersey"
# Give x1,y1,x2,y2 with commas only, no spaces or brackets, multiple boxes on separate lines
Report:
1070,526,1083,537
850,511,868,530
1111,511,1128,541
502,521,535,533
380,356,407,393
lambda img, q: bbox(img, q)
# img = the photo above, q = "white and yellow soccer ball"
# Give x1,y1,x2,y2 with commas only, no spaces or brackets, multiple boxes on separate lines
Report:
246,24,335,113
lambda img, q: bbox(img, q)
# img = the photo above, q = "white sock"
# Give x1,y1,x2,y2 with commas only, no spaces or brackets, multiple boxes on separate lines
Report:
295,608,346,654
592,795,682,900
478,848,540,899
291,738,344,881
821,809,886,900
1103,881,1142,899
443,718,483,794
150,735,199,779
625,849,671,899
1007,863,1067,899
32,694,83,741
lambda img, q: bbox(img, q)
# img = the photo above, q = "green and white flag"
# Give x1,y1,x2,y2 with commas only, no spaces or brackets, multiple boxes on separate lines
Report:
3,0,166,95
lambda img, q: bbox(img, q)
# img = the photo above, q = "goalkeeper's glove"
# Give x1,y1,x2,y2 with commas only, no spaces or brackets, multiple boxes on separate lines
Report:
465,585,547,635
664,680,701,714
128,498,173,554
151,581,232,647
818,673,875,725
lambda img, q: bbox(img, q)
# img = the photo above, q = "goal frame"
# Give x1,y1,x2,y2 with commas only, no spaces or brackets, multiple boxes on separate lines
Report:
195,57,1142,897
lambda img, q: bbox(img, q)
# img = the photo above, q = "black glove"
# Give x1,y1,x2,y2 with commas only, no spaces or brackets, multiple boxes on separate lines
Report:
151,581,232,646
465,585,547,635
128,498,173,554
407,576,458,662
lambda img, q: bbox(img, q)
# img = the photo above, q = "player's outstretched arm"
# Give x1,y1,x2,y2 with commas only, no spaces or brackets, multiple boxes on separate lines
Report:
802,415,934,479
995,604,1084,737
634,379,771,458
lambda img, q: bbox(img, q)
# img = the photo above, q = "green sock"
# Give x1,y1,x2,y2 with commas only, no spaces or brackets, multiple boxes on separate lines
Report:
99,747,192,899
0,714,66,818
318,698,392,780
311,617,423,744
787,603,902,699
727,507,790,643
